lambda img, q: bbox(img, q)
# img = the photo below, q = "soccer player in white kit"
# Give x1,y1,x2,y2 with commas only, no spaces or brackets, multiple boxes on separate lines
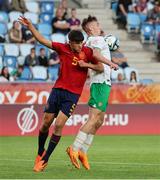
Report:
66,16,118,170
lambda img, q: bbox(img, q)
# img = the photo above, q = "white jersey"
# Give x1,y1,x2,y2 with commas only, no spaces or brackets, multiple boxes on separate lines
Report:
85,36,111,86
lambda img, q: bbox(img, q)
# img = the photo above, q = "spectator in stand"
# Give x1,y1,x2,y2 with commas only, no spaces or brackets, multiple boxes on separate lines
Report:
38,48,48,67
9,20,22,43
0,66,10,82
10,0,27,13
48,50,60,67
22,25,36,44
51,8,70,36
58,0,69,19
111,50,129,69
130,71,138,83
68,8,81,30
25,47,39,67
135,0,148,14
0,0,11,12
147,1,160,24
116,0,135,28
10,65,24,81
116,72,126,83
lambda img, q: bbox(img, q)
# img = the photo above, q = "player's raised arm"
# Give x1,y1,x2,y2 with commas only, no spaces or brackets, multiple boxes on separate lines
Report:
92,48,119,70
18,16,52,49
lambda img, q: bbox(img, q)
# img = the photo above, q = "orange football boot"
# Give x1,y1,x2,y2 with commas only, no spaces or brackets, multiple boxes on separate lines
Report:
34,150,46,165
78,150,90,170
33,160,48,172
66,146,80,169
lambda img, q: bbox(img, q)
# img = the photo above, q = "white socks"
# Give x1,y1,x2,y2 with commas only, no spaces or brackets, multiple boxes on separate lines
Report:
81,134,94,153
72,131,94,153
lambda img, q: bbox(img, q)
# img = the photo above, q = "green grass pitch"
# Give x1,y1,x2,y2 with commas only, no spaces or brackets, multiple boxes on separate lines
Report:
0,136,160,179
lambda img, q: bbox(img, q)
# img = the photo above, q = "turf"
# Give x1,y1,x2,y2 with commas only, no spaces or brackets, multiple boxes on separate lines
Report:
0,136,160,179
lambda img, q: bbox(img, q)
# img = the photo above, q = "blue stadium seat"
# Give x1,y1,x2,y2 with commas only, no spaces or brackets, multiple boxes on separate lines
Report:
18,66,32,80
4,44,19,56
32,66,47,81
40,1,54,14
111,2,118,20
48,66,59,81
0,11,9,23
0,56,3,70
38,23,52,35
140,79,153,85
39,13,53,24
0,22,7,36
127,13,141,33
9,11,23,23
25,1,39,13
3,56,17,69
140,23,154,43
0,44,4,56
138,13,147,24
24,12,39,24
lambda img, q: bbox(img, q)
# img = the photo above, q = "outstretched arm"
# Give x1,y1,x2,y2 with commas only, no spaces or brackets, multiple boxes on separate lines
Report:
18,16,52,49
78,60,104,72
92,49,119,70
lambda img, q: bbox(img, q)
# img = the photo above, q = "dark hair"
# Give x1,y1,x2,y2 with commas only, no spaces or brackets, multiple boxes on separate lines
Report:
1,66,9,80
31,47,35,51
68,30,84,42
82,15,98,30
71,8,76,11
40,48,45,51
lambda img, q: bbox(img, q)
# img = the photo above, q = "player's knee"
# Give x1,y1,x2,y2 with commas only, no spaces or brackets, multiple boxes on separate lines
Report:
95,118,104,129
54,121,64,132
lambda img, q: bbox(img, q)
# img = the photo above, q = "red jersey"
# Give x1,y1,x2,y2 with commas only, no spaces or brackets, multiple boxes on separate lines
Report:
52,42,97,95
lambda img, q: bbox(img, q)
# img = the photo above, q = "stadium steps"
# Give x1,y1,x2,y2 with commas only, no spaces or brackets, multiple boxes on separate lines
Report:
77,3,160,82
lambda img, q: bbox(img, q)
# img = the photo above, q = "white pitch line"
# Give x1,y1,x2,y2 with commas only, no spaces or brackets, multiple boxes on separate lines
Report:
0,159,160,167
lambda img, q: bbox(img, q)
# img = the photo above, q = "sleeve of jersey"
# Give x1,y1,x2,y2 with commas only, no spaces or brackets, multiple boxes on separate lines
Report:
85,47,98,64
51,42,63,54
86,37,104,50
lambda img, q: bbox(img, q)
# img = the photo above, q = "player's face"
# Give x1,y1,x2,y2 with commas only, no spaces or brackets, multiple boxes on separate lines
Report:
69,41,83,53
85,21,101,36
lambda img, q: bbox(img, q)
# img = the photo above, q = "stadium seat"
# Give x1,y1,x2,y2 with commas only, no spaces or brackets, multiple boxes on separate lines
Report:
18,66,32,80
48,66,59,81
124,67,139,82
35,44,49,56
24,12,39,24
32,66,47,81
0,56,3,70
25,1,39,13
138,13,147,24
39,13,53,24
38,23,52,35
0,44,4,56
51,33,66,43
127,13,141,33
40,1,54,14
4,44,19,56
19,44,34,57
0,11,9,23
9,11,23,23
140,23,154,43
111,2,118,20
17,56,25,66
111,67,124,81
3,56,17,71
0,22,7,36
140,78,153,85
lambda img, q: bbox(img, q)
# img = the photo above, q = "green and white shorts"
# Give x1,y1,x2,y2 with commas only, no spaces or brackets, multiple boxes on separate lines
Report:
88,82,111,112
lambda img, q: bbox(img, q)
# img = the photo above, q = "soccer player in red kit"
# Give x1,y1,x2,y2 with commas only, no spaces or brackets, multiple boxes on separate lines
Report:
18,16,118,172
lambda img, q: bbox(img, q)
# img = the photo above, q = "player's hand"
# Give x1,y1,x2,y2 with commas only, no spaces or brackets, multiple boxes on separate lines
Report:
18,16,32,28
110,62,119,71
78,60,87,68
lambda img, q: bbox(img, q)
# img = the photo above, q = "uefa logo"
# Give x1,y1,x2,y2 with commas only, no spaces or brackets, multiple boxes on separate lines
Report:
17,105,39,135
